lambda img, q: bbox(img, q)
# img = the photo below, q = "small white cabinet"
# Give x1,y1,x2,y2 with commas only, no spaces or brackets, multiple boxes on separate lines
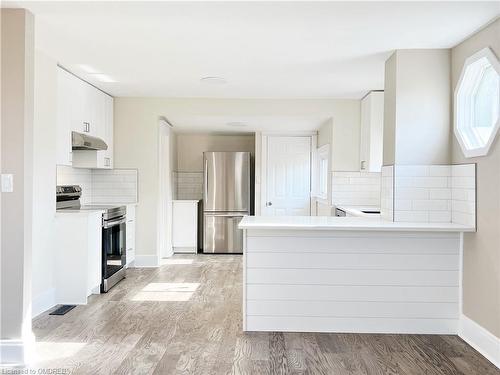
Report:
172,200,198,253
54,211,102,304
359,91,384,172
126,204,136,267
56,67,114,169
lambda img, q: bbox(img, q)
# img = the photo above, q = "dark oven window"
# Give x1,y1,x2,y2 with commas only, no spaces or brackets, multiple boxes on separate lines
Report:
102,220,126,279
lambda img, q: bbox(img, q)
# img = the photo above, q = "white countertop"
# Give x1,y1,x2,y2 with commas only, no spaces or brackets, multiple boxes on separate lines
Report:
239,215,475,232
55,208,105,216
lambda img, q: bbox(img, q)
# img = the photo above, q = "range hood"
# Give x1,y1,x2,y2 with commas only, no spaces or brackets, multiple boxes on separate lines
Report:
72,131,108,151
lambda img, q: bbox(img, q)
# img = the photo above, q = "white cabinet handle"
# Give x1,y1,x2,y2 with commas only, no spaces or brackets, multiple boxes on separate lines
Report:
360,160,366,170
104,157,110,167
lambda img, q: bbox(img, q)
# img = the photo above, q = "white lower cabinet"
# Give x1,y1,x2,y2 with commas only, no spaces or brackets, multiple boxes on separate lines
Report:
54,211,102,304
172,200,198,253
126,204,136,266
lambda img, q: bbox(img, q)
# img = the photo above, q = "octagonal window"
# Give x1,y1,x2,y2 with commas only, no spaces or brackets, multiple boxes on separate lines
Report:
455,47,500,158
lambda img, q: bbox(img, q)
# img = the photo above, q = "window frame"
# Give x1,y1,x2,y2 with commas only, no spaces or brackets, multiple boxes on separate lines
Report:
454,47,500,158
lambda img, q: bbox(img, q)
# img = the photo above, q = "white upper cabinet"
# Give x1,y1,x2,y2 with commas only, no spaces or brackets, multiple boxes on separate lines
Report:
359,91,384,172
56,66,113,169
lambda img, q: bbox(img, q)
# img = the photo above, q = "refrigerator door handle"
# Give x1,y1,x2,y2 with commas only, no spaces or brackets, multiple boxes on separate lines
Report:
204,158,208,202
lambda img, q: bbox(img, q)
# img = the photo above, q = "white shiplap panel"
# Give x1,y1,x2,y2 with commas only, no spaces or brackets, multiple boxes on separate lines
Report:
247,268,459,287
243,229,461,334
247,253,459,270
246,316,458,334
247,300,458,319
246,235,459,254
247,285,458,303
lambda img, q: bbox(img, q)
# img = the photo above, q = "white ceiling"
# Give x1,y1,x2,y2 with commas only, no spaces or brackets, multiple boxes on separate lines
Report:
6,1,500,99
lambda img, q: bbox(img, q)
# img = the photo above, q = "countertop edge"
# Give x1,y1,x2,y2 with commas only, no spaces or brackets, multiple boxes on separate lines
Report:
239,224,475,232
238,216,475,232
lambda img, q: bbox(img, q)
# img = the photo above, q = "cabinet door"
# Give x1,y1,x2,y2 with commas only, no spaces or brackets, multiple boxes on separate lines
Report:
84,84,102,137
93,89,108,168
68,73,86,134
172,202,198,250
56,68,73,165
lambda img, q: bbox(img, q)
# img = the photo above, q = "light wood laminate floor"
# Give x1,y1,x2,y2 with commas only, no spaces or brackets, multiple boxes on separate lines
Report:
28,255,498,374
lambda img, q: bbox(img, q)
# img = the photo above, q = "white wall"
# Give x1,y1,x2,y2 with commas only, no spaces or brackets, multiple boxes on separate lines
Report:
31,51,57,317
114,98,360,257
176,133,255,172
384,49,451,165
451,18,500,339
1,9,35,365
383,53,397,165
317,112,362,172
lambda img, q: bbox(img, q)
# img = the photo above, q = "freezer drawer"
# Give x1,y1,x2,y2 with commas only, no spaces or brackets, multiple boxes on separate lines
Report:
203,213,246,254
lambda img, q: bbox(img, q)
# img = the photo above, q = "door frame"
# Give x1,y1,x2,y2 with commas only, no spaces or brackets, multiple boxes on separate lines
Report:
260,132,317,216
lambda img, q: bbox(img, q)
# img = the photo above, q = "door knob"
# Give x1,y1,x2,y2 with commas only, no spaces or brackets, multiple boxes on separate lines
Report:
267,201,273,206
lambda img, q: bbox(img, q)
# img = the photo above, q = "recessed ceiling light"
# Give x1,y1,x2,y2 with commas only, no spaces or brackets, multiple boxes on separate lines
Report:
78,64,100,74
200,76,227,85
90,73,116,83
226,121,247,127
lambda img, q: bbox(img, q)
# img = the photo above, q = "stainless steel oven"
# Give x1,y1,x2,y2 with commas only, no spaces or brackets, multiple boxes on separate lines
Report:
101,207,127,292
56,185,127,293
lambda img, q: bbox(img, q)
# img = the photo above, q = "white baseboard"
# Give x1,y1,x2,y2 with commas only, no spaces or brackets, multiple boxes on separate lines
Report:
0,335,35,366
134,254,159,268
32,287,56,318
459,314,500,369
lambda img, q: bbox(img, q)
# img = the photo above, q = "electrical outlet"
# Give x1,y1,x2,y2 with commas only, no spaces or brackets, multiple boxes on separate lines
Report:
1,174,14,192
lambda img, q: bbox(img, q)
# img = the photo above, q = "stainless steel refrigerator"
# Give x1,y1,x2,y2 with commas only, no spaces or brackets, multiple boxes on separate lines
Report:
203,151,250,254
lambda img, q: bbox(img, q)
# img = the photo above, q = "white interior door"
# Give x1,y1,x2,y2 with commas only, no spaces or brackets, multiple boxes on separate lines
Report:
265,136,311,216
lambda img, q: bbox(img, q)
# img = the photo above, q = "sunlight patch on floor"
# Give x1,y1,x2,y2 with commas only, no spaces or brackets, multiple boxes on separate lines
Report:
35,341,86,363
130,282,200,302
160,258,194,265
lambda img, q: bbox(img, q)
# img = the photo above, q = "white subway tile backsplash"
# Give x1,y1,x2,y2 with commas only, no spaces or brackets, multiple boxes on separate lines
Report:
176,171,203,200
332,177,350,185
91,169,138,203
412,199,450,211
56,166,138,204
451,200,475,214
452,189,468,201
395,165,429,177
380,165,394,221
396,187,430,200
450,176,475,189
429,165,452,176
429,189,452,200
452,164,476,177
391,163,476,226
413,177,449,188
331,171,381,207
394,211,429,222
429,211,452,223
394,199,412,210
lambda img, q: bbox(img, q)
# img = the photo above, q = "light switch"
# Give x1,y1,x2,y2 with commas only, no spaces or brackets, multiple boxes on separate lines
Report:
1,174,14,192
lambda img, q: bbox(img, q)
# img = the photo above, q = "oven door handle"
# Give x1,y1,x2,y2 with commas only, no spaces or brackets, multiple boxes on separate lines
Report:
103,217,126,229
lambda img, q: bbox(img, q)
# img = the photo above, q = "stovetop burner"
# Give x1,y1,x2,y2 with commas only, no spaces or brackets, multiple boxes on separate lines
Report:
56,185,126,220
